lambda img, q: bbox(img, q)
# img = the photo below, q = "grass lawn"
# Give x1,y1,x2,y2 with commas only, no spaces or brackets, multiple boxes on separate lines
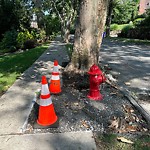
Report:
96,133,150,150
110,24,129,31
0,43,49,96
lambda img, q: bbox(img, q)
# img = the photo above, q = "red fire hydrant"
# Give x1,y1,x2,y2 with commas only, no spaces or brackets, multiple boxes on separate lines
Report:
87,64,106,100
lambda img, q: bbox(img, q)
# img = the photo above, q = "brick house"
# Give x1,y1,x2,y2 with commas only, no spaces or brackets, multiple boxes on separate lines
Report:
139,0,150,14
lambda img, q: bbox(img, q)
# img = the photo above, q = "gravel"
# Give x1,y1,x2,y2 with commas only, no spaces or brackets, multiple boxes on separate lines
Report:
26,73,149,135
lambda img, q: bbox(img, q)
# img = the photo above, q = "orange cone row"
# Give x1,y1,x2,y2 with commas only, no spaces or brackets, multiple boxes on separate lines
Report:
49,60,61,94
37,60,61,127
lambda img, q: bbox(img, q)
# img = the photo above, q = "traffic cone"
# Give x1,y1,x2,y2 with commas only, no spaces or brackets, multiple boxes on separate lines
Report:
49,60,61,94
37,76,58,127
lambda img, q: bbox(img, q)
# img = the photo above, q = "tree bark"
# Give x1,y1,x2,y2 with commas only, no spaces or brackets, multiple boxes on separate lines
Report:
66,0,108,72
51,0,77,43
106,0,114,37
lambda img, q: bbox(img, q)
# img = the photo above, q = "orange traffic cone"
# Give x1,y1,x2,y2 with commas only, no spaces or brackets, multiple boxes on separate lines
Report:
49,60,61,94
37,76,58,126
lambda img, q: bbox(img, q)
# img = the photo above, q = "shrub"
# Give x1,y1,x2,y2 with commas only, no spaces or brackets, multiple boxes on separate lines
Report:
119,24,134,37
9,46,17,52
23,39,37,50
45,15,60,36
17,30,33,48
118,9,150,40
110,24,119,31
38,29,46,40
0,30,18,52
133,18,145,26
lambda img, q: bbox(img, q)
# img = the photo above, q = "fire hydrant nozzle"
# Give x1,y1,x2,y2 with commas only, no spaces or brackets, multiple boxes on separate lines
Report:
87,64,106,100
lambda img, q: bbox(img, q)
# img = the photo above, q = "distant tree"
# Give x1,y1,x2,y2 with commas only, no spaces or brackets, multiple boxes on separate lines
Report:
112,0,139,24
0,0,31,40
106,0,114,36
32,0,45,28
44,14,61,36
43,0,79,42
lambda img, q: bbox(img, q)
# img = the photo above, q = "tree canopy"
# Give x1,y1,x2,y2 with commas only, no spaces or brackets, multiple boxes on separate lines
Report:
112,0,139,24
0,0,31,39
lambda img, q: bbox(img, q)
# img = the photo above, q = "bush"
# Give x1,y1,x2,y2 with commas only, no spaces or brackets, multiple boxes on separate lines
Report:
133,18,145,26
23,39,37,50
38,29,46,41
118,24,134,37
118,9,150,40
45,15,60,36
110,24,119,31
17,30,33,48
0,30,18,52
119,27,150,40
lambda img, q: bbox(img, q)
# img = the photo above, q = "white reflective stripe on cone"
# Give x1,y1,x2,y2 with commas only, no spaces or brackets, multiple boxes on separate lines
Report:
40,97,52,106
51,75,60,80
41,84,50,95
53,66,59,72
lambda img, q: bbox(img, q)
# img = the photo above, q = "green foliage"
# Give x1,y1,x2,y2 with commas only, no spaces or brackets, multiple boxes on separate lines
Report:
133,18,145,26
37,29,46,40
119,8,150,40
125,24,134,31
112,0,139,24
138,8,150,27
119,24,134,37
31,29,47,41
0,30,18,52
110,24,131,31
42,0,78,40
0,0,31,40
44,15,61,36
110,24,119,31
17,30,33,48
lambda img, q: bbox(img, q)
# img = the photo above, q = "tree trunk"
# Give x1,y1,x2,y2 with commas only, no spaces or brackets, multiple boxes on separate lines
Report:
61,20,71,43
106,0,113,37
66,0,108,73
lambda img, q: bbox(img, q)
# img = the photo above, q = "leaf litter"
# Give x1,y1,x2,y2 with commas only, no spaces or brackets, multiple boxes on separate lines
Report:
26,72,149,136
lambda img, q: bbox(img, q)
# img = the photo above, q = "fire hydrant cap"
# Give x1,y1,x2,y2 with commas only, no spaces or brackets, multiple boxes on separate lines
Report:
88,64,102,75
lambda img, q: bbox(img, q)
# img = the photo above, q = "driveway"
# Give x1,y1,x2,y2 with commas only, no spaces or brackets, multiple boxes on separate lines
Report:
100,38,150,113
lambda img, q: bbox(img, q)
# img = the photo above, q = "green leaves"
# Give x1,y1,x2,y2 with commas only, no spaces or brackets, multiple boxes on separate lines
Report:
112,0,139,24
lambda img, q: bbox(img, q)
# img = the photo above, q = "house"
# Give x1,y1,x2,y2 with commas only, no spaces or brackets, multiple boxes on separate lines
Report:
31,14,38,29
139,0,150,14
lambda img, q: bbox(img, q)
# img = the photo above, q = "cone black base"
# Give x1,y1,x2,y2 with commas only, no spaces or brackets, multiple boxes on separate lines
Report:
33,119,59,129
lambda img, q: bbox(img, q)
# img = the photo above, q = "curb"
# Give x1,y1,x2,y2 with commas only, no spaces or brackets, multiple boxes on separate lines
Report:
106,80,150,128
20,89,40,133
120,87,150,128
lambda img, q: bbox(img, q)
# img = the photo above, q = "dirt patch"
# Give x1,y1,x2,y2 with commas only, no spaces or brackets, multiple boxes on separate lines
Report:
26,72,149,135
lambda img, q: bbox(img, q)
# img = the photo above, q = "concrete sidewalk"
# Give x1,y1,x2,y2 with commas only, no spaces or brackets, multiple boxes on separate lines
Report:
0,131,96,150
0,36,68,135
0,36,97,149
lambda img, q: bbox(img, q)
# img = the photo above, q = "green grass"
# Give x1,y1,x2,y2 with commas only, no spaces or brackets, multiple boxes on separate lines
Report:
96,133,150,150
0,44,49,96
110,24,129,31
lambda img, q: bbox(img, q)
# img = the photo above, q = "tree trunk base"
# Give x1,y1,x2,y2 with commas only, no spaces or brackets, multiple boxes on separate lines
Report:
64,62,88,74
